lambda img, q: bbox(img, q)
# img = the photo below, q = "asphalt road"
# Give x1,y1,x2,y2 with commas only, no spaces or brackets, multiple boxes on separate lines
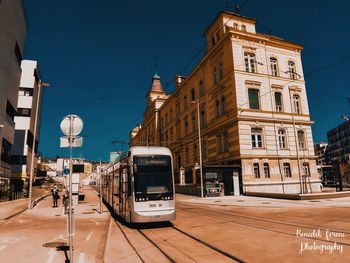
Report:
106,196,350,263
1,189,349,262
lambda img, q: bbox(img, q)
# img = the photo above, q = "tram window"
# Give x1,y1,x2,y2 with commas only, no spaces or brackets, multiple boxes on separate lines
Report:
133,155,173,196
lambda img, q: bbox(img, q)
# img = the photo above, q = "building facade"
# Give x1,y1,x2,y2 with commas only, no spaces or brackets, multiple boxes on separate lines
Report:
327,119,350,187
131,12,321,195
11,60,42,193
314,142,334,185
0,0,27,200
327,120,350,164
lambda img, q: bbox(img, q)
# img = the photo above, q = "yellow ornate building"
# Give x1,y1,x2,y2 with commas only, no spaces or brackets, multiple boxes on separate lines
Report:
130,12,321,195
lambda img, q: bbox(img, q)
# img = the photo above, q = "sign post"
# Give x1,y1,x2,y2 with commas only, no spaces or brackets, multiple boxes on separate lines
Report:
60,114,83,263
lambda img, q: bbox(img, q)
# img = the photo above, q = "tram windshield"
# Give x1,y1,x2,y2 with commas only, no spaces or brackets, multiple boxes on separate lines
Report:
133,155,173,197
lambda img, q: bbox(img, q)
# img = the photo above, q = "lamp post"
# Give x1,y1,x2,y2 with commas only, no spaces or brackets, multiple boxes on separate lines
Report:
28,81,50,210
192,99,204,198
99,159,103,214
288,87,303,194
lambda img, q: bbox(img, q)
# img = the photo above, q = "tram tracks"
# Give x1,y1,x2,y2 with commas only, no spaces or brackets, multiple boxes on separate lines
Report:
177,203,350,247
113,219,244,262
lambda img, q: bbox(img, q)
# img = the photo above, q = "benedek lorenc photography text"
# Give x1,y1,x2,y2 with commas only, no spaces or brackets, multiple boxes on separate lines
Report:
296,229,345,254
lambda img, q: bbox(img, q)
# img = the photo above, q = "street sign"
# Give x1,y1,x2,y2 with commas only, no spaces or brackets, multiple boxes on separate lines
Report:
60,136,83,148
60,115,83,136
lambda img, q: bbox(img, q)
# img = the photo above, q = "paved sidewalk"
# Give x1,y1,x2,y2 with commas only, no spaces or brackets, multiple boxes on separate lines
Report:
0,187,50,220
177,194,350,208
0,186,109,263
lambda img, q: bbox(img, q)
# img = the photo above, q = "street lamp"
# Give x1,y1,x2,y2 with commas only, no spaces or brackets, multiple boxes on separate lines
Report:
192,99,204,198
28,81,50,210
288,87,303,195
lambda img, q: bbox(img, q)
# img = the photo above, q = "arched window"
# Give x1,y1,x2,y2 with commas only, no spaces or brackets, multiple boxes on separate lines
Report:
199,80,205,96
293,95,301,114
244,53,256,73
241,24,246,31
184,95,187,109
270,57,278,77
297,130,306,150
202,139,207,159
185,146,189,164
275,92,283,112
193,144,198,162
200,110,206,127
191,112,196,133
283,163,292,177
215,99,220,117
219,62,223,80
278,129,287,149
253,163,260,178
288,61,297,79
221,96,226,114
213,66,217,84
184,118,189,136
233,23,239,30
263,163,270,178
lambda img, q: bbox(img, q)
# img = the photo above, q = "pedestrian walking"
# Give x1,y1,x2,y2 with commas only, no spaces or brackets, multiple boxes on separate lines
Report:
62,190,69,214
51,185,60,207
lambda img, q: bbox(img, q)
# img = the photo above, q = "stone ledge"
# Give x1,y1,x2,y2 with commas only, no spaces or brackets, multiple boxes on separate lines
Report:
246,191,350,200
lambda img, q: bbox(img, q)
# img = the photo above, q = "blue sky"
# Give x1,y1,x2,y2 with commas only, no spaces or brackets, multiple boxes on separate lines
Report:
23,0,350,161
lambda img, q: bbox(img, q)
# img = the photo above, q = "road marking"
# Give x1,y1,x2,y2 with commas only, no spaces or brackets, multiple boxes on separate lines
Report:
46,248,57,263
78,252,85,263
0,245,7,252
89,219,99,225
85,231,93,242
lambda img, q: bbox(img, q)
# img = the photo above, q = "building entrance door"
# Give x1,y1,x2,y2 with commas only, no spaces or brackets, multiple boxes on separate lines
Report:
223,172,234,195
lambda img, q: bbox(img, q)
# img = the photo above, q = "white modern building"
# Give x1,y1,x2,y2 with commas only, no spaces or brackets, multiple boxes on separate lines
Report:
12,60,42,190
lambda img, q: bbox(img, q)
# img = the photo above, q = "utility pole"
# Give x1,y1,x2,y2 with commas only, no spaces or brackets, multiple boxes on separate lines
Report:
99,158,103,214
193,99,204,198
28,81,50,210
60,114,83,263
68,115,73,263
289,88,303,194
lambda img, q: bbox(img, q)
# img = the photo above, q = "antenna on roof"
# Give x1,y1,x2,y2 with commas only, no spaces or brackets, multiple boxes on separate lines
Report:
235,3,240,13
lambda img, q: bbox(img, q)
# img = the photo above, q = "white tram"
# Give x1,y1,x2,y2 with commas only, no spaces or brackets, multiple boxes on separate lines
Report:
102,146,176,223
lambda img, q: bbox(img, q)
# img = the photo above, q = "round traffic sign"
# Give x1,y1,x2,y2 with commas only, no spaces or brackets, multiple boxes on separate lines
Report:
60,115,83,136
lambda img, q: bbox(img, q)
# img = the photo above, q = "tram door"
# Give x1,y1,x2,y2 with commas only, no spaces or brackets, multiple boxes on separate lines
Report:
119,168,128,220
